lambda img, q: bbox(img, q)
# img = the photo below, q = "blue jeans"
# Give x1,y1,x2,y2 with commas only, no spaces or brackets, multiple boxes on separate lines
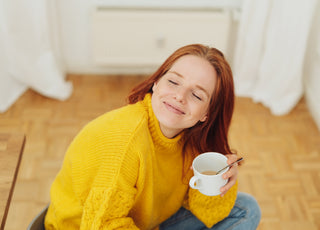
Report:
159,192,261,230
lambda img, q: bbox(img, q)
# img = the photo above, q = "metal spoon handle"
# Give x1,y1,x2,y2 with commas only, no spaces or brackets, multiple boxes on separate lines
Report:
216,157,244,174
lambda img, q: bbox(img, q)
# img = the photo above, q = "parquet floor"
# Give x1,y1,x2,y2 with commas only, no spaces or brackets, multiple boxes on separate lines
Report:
1,74,319,230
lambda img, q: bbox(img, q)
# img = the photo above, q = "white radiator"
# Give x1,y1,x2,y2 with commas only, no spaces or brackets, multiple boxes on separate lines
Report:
92,5,233,71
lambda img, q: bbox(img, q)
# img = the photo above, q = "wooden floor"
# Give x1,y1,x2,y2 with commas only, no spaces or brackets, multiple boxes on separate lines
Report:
1,74,319,230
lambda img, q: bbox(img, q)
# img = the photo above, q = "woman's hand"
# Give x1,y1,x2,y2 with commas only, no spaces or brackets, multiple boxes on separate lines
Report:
220,154,239,197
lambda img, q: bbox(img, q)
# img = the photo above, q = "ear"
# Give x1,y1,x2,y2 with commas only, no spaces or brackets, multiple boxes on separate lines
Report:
152,81,158,92
200,114,207,122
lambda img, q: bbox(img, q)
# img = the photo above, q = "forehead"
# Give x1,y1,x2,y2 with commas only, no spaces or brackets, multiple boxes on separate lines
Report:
168,55,217,94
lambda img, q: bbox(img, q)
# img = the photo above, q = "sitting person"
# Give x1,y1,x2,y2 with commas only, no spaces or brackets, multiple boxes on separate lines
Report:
45,44,261,230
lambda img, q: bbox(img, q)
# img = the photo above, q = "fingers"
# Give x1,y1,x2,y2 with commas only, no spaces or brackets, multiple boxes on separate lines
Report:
220,169,237,196
220,154,239,197
226,154,238,165
223,154,239,180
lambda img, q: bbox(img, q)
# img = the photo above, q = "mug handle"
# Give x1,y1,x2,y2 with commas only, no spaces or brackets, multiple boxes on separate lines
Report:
189,176,201,189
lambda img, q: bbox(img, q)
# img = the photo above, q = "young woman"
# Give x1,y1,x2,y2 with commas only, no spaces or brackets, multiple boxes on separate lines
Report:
45,44,261,230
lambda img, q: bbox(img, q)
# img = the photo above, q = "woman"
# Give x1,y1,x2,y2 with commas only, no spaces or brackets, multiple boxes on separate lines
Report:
45,44,261,229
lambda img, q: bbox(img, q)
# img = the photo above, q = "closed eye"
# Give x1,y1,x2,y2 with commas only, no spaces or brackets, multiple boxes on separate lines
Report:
168,80,178,85
192,93,202,101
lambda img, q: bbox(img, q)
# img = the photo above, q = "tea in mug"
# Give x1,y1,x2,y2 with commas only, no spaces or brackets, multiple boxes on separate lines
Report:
201,170,217,175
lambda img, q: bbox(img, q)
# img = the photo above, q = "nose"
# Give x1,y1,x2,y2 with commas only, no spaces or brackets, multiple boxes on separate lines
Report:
175,88,187,104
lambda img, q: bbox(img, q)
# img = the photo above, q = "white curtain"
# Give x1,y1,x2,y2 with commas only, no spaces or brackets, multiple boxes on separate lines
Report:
0,0,72,113
233,0,317,115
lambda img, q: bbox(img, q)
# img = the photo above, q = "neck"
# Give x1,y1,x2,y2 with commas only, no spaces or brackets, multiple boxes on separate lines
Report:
158,123,183,139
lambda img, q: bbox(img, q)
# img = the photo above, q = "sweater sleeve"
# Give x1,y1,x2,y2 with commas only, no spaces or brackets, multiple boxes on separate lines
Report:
68,116,142,229
184,181,238,228
80,187,139,230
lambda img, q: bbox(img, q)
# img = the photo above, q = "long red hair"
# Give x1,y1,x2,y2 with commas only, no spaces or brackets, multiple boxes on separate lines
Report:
128,44,235,176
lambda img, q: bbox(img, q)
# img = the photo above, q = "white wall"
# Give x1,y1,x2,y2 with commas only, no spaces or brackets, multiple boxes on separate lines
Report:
56,0,241,74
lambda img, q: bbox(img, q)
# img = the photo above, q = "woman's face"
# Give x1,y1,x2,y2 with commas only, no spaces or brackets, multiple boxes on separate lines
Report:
151,55,217,138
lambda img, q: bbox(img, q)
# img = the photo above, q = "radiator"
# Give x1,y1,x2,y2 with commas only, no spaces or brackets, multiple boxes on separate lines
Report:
92,6,232,71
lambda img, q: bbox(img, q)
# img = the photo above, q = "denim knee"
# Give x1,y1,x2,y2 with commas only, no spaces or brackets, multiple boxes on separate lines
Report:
237,192,261,226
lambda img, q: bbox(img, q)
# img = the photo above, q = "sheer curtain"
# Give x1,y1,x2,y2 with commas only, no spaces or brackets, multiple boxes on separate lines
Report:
233,0,317,115
0,0,72,113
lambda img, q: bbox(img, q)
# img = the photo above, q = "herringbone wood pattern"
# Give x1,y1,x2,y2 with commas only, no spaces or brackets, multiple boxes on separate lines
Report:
1,74,319,230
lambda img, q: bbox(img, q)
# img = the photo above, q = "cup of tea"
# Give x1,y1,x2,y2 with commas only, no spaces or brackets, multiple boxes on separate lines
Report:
189,152,229,196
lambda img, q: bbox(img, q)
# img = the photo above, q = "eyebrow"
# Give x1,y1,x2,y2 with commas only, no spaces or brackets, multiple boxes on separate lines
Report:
168,71,210,98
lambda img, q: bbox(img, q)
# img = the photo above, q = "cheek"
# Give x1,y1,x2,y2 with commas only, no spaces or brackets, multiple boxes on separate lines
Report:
192,104,209,119
155,83,172,95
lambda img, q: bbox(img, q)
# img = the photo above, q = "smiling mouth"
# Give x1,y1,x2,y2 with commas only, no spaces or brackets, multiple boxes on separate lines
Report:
163,102,185,115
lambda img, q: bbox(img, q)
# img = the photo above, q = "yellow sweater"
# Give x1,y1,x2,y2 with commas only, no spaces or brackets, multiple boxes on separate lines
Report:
45,94,237,230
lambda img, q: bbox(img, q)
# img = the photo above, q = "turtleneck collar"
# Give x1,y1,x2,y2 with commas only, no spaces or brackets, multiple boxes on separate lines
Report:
141,93,183,150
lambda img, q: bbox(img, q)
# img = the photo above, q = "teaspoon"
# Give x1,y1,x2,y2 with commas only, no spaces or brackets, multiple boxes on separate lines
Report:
216,157,244,175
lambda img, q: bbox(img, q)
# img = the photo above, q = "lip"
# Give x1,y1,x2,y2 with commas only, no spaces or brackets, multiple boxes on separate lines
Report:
163,101,185,115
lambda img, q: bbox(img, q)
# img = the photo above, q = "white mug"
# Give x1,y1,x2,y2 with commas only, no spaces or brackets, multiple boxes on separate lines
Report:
189,152,229,196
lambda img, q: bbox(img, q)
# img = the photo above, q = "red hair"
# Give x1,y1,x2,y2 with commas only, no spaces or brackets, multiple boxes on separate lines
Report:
128,44,235,176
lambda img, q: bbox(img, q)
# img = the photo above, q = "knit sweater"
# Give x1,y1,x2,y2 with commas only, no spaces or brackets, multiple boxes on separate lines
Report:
45,94,237,230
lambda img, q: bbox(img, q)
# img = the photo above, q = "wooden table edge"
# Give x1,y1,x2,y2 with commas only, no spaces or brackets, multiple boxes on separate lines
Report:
0,133,26,230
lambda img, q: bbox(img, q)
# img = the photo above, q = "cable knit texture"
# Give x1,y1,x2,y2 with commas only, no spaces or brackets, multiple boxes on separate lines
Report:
44,94,237,230
186,182,238,228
